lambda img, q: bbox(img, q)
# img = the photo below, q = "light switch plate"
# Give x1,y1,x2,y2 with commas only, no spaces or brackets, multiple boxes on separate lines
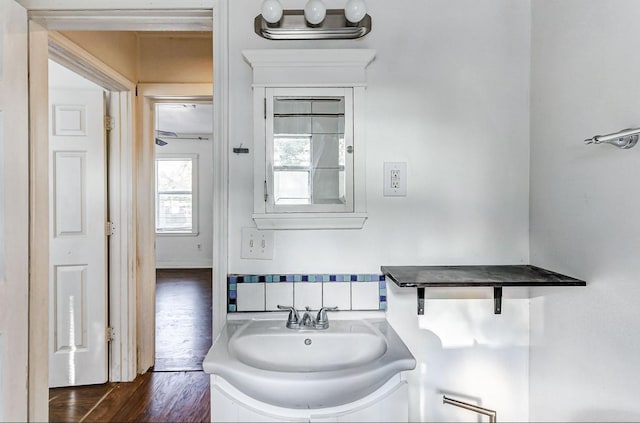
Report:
384,162,407,197
241,227,274,260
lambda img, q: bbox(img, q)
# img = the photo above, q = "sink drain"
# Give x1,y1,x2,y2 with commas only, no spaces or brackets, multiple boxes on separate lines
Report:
304,338,312,345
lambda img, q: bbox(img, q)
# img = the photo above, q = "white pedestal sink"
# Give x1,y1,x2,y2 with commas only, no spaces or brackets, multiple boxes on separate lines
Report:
203,312,416,421
229,319,387,372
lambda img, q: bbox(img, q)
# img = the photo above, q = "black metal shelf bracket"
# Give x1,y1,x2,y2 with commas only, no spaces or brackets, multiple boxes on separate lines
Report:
417,286,502,315
494,286,502,315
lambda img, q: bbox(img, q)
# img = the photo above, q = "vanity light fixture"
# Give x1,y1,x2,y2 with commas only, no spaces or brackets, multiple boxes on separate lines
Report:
256,0,371,40
261,0,284,24
344,0,367,24
304,0,327,25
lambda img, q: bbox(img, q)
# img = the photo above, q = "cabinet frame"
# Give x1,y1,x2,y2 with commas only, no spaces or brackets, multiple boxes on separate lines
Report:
243,49,375,230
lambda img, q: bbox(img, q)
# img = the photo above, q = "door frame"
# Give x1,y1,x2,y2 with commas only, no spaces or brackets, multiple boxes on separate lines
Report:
137,84,213,373
25,2,229,421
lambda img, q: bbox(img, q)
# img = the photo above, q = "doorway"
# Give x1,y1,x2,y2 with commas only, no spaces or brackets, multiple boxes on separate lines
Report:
46,53,216,423
27,7,229,421
45,33,213,420
153,100,214,372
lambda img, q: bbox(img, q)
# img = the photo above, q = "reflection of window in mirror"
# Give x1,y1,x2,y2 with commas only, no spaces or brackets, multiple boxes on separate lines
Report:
266,87,353,213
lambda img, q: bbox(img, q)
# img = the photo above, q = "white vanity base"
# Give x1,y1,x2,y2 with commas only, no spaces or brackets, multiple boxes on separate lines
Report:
210,373,409,422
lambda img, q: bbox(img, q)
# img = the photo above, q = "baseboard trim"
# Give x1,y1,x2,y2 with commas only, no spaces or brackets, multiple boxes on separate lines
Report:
155,263,213,269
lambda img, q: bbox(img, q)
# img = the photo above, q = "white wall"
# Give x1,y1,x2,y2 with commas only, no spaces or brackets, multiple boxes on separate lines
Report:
49,60,104,90
155,136,214,268
530,1,640,421
228,1,531,421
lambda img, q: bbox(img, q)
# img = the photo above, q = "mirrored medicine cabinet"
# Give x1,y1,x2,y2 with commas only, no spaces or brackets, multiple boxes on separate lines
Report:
243,49,376,230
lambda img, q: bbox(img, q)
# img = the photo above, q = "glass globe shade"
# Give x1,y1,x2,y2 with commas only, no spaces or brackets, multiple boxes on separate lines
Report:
344,0,367,23
261,0,283,24
304,0,327,25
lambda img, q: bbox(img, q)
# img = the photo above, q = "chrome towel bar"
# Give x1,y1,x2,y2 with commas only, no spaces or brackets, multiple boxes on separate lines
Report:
584,127,639,149
443,395,497,423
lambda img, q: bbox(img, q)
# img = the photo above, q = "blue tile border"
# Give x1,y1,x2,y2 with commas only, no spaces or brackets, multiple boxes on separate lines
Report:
227,273,386,312
228,273,383,284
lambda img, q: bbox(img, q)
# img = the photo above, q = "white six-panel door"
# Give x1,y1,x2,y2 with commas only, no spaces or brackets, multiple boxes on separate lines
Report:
48,86,108,388
0,0,29,420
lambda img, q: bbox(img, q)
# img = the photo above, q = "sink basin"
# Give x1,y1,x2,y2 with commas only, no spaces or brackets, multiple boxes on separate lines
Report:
203,316,416,409
229,320,387,372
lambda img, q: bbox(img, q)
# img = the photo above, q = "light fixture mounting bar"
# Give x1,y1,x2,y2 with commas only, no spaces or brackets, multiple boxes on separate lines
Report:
255,9,372,40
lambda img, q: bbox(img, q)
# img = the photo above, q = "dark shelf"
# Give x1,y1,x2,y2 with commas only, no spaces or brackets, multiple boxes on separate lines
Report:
381,265,586,315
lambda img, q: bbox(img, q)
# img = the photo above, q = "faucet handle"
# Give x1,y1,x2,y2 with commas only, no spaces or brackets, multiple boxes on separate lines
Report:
316,306,338,325
277,305,300,324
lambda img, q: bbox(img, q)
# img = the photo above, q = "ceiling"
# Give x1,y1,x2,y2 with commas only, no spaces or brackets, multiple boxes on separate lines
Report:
157,103,213,135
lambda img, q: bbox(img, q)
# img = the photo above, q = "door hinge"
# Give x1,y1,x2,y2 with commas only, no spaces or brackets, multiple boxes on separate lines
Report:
264,180,268,202
106,221,116,236
105,115,115,131
106,326,115,342
264,97,267,119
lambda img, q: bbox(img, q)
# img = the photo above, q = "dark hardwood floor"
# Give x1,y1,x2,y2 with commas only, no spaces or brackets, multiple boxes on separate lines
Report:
49,268,213,422
49,371,210,423
155,268,212,371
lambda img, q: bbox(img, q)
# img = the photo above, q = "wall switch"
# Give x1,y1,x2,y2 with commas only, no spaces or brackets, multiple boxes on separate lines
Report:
384,162,407,197
241,227,274,260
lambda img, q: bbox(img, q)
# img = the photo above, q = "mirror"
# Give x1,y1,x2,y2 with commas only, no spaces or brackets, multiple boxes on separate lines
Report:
272,95,346,206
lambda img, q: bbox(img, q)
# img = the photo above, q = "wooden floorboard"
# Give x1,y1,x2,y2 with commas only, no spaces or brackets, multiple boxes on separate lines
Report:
49,269,212,423
81,375,147,423
155,268,213,371
49,383,116,423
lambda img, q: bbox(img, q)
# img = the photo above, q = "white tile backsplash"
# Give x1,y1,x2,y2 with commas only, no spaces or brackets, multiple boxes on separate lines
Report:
293,282,323,310
265,282,293,311
351,282,380,310
322,282,351,310
230,274,384,313
236,283,265,311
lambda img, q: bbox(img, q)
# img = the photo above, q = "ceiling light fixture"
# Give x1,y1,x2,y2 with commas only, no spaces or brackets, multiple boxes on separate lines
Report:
256,0,371,40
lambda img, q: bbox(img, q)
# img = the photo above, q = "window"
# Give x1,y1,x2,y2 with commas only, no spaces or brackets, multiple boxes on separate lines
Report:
155,154,198,234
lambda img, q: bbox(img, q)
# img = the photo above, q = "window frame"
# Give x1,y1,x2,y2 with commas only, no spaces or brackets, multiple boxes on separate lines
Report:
265,87,354,214
154,153,199,236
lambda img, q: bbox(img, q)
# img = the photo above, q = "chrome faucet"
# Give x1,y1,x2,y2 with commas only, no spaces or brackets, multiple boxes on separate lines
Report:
300,306,314,327
277,305,338,330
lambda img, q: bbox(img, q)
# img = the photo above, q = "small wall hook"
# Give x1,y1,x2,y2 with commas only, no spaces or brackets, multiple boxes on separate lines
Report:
233,144,250,154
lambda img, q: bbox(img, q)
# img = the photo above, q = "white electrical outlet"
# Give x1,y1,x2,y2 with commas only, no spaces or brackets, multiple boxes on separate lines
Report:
384,162,407,196
241,227,274,260
391,169,400,188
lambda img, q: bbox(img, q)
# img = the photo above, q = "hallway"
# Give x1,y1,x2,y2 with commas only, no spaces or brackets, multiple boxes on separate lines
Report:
155,268,213,371
49,269,212,422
